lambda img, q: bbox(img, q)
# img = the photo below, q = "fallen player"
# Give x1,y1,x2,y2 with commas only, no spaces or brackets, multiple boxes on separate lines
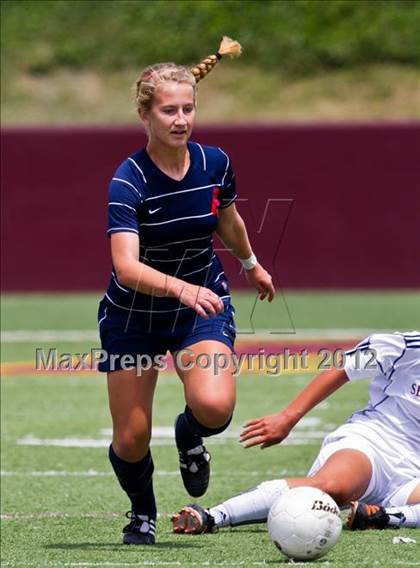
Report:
172,332,420,533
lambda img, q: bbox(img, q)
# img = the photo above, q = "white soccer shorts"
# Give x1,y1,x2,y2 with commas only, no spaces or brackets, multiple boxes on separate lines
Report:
307,420,420,507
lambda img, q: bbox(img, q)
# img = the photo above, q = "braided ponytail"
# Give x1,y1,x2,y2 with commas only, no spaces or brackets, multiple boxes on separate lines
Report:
135,36,242,113
190,36,242,83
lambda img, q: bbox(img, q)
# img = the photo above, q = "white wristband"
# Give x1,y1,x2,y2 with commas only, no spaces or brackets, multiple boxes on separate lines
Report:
239,253,258,270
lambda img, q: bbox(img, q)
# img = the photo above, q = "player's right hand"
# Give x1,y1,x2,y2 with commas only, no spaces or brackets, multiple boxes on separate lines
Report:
177,283,224,319
239,411,297,449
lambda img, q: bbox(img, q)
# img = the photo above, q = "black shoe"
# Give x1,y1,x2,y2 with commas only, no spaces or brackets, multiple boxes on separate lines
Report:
347,501,390,530
172,504,217,534
178,444,211,497
122,512,156,544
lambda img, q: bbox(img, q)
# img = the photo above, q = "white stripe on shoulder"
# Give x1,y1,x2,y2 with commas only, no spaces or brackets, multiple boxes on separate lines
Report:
107,227,139,235
108,202,137,212
403,331,420,339
218,147,230,185
140,212,213,227
145,184,219,202
128,157,147,184
195,143,207,171
112,178,143,200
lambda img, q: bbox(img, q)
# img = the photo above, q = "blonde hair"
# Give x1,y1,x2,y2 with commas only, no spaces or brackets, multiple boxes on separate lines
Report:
135,36,242,112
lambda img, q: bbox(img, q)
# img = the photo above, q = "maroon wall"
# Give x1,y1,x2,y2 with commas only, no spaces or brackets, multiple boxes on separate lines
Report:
2,124,419,291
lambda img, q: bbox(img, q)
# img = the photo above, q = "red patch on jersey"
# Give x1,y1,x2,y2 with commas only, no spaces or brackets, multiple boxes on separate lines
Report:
211,187,221,216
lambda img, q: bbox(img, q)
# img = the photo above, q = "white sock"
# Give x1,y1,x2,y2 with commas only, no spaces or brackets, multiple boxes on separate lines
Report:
209,479,289,528
386,504,420,528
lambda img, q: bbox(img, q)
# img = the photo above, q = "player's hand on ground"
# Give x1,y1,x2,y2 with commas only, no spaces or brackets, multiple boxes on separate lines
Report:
177,283,224,319
245,265,275,302
240,412,296,449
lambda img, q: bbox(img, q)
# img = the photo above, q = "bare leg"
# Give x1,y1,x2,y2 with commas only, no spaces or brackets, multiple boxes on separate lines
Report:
407,484,420,505
208,449,372,528
108,367,158,461
288,449,372,505
107,367,159,523
173,340,236,496
175,340,236,429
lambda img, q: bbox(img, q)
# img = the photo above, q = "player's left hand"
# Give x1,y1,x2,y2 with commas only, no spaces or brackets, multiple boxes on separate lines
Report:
245,264,275,302
239,411,296,449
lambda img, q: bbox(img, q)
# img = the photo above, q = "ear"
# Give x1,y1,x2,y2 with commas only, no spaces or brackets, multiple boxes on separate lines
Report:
138,108,149,126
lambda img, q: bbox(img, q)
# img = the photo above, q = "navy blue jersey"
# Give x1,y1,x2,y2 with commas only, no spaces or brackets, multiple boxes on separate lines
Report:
103,141,237,322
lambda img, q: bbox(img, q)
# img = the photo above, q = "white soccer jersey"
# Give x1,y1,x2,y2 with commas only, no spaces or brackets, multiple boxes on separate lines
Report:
344,332,420,446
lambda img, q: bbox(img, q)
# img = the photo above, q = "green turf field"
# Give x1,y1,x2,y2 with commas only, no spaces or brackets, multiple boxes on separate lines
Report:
1,292,419,567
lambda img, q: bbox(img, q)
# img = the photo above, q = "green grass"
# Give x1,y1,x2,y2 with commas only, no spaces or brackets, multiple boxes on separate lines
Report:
3,1,419,74
1,292,419,567
3,65,420,125
2,374,419,567
2,1,420,125
2,290,419,362
2,290,420,331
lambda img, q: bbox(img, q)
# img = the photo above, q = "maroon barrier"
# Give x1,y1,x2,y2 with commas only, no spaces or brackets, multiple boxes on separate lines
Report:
1,124,419,291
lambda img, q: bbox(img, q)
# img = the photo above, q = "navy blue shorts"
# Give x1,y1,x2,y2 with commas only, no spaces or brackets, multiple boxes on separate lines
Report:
97,297,236,373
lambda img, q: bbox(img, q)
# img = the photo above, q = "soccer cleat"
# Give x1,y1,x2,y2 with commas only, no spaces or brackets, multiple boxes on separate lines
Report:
175,414,212,497
178,444,211,497
171,504,216,534
122,511,156,544
347,501,390,530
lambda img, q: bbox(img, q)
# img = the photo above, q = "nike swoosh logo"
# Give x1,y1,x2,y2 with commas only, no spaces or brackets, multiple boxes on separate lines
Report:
148,207,162,215
222,331,230,337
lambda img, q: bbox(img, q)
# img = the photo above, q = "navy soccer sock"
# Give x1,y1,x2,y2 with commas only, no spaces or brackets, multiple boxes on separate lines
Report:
109,445,157,518
175,405,232,451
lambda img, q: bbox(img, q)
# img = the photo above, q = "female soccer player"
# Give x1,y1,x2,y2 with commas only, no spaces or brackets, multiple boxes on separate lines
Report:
172,332,420,533
97,37,275,545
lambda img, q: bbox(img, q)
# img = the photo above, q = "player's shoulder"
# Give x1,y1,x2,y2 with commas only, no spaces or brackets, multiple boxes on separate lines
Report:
109,148,148,201
400,330,420,345
368,331,420,350
190,141,231,172
115,149,147,184
344,331,419,381
355,331,419,365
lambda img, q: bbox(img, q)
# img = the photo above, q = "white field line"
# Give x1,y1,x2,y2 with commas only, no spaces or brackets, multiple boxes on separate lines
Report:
15,419,328,448
16,433,326,448
100,419,322,438
2,330,101,342
1,562,419,567
1,468,305,479
0,328,389,343
1,512,122,520
0,564,309,568
1,511,208,521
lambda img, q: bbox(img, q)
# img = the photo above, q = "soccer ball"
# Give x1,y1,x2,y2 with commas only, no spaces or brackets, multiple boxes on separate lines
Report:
267,486,342,561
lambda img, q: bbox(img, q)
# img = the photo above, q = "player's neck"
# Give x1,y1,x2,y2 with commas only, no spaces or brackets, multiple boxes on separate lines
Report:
146,141,190,182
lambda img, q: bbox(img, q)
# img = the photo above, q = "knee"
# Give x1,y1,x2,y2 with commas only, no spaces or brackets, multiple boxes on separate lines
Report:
312,476,352,506
191,396,235,429
407,483,420,505
113,427,150,461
